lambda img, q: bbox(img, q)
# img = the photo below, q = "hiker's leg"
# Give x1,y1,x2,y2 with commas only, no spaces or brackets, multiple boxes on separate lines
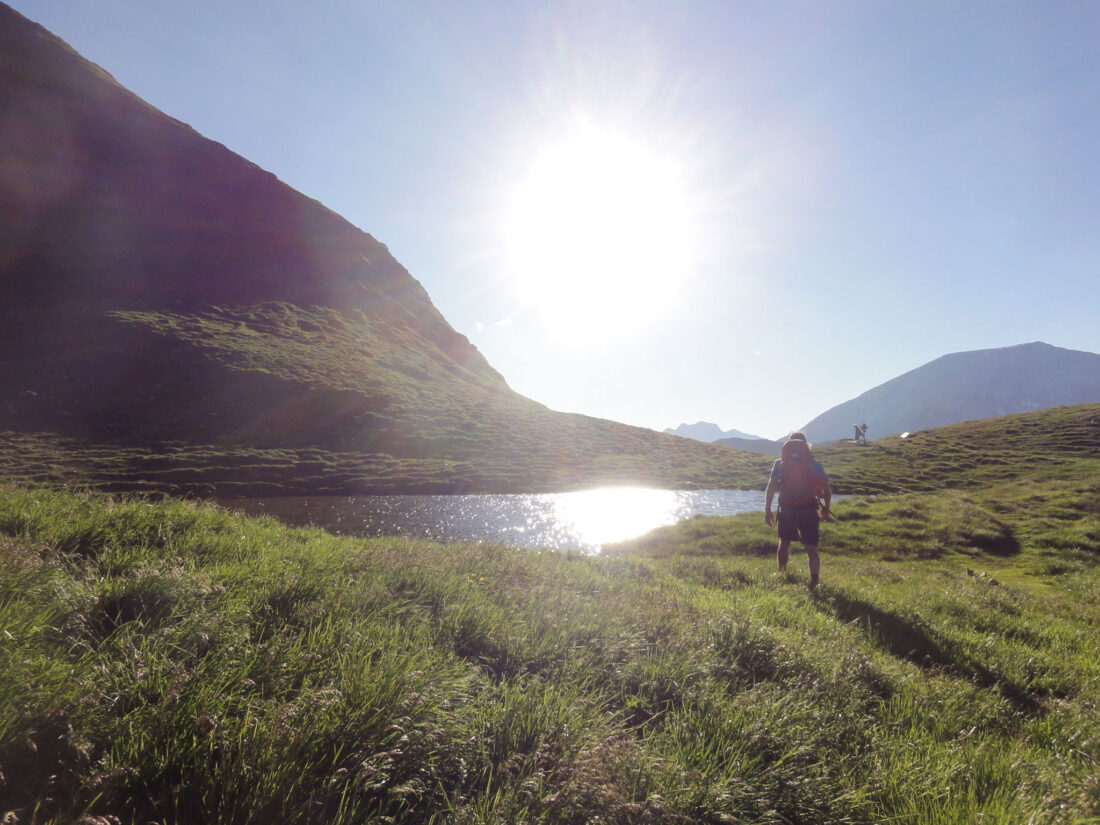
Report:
804,543,820,583
776,538,791,571
792,510,821,584
776,510,797,571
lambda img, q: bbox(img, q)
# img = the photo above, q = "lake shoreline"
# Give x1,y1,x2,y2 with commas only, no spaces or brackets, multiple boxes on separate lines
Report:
218,488,775,552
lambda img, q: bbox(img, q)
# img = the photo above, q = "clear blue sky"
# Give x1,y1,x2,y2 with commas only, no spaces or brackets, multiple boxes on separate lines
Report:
12,0,1099,439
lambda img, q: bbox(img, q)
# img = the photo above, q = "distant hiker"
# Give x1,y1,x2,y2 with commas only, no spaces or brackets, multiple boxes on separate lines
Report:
764,431,832,588
853,424,861,442
859,423,868,444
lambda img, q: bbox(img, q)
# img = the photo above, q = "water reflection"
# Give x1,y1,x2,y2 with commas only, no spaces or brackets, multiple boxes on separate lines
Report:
222,487,768,553
552,487,682,548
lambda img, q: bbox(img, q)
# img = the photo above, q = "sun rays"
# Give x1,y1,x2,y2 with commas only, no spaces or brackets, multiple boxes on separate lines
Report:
502,120,699,344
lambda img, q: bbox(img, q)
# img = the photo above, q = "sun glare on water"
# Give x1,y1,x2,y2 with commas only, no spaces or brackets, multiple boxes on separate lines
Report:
552,487,681,548
504,123,697,341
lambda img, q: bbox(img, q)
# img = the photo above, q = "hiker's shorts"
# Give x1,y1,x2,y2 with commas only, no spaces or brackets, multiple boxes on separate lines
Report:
778,507,820,545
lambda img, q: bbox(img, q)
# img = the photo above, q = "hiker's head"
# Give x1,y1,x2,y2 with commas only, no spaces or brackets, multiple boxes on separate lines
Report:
787,431,809,445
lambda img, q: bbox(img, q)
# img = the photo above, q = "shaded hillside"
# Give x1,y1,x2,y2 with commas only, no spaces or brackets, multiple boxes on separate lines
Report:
0,5,489,375
0,4,769,493
801,342,1100,443
0,417,774,498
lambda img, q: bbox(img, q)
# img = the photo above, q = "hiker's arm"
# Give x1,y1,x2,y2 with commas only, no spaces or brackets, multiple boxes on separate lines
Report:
764,475,778,526
820,482,833,521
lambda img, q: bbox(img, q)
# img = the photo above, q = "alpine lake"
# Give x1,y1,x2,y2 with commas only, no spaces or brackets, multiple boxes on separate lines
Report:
219,488,774,553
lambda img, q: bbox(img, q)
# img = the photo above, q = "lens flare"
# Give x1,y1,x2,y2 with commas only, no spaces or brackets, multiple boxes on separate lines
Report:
503,121,697,341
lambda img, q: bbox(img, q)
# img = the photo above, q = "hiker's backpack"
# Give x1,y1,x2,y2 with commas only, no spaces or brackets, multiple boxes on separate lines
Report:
778,440,826,508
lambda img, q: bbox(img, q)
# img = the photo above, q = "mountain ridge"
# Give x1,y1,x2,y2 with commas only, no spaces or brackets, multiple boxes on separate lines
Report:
663,422,763,442
800,341,1100,443
0,2,772,494
0,1,489,376
672,342,1100,448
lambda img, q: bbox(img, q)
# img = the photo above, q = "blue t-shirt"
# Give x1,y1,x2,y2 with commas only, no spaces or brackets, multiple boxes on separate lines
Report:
770,458,828,481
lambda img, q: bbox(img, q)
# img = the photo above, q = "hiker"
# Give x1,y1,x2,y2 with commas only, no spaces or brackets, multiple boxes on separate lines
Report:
764,431,832,587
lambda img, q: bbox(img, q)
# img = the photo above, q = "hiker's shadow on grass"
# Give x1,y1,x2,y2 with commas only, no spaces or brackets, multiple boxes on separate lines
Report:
815,589,1041,715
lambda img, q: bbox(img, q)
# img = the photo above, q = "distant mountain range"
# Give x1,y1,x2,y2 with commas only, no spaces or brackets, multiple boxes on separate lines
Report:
0,3,772,495
714,436,782,457
800,342,1100,444
672,341,1100,450
663,422,763,442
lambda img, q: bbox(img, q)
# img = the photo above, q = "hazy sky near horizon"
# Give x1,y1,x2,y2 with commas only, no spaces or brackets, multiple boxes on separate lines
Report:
13,1,1099,439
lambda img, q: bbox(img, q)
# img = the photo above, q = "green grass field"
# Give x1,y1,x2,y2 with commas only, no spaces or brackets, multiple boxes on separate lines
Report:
2,405,1098,823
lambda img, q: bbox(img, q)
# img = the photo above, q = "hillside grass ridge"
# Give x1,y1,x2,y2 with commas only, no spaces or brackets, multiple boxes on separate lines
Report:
3,400,1096,499
815,402,1100,494
2,304,775,497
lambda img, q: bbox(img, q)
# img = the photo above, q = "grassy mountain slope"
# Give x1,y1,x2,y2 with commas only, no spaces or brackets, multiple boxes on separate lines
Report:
814,402,1100,494
2,404,1097,823
0,4,767,494
0,297,773,495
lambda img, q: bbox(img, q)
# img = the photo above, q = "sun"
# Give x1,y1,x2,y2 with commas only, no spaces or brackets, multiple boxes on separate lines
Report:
503,122,697,341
